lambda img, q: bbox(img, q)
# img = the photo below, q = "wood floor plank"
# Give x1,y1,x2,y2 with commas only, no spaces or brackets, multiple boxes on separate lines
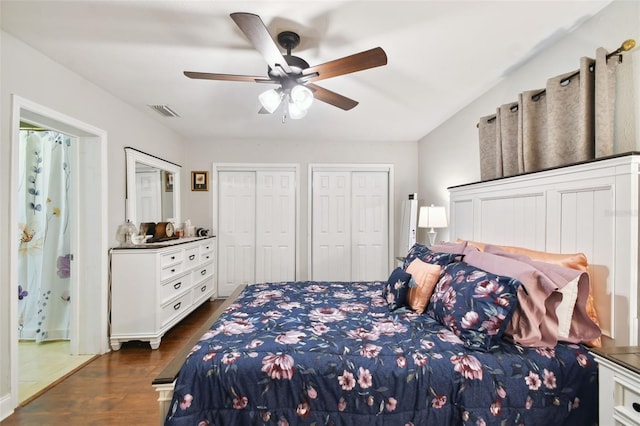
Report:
1,299,223,426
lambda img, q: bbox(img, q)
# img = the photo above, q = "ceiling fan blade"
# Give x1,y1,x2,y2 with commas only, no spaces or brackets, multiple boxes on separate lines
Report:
307,83,358,111
302,47,387,82
184,71,273,83
230,12,292,74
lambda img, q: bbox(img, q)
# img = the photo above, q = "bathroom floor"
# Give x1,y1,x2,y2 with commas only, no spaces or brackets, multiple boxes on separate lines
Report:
18,340,96,405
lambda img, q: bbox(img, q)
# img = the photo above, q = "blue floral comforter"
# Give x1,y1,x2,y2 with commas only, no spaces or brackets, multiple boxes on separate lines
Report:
165,281,598,425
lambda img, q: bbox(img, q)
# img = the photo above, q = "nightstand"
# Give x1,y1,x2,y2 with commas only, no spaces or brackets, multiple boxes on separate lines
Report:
591,346,640,425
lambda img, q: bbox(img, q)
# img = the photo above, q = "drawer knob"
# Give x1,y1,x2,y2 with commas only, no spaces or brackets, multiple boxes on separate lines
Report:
205,255,210,260
201,269,206,275
201,285,207,292
171,255,175,260
173,282,182,290
173,302,181,310
171,268,175,273
633,402,640,413
189,254,196,261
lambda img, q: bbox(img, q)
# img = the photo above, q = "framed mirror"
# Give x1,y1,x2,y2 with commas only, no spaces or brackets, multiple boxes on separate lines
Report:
125,147,181,228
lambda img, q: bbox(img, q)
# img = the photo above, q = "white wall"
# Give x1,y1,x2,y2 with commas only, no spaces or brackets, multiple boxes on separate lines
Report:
418,0,640,243
182,137,419,279
0,30,188,417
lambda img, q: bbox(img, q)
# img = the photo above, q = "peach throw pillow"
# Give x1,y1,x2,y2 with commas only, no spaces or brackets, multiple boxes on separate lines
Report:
405,259,442,314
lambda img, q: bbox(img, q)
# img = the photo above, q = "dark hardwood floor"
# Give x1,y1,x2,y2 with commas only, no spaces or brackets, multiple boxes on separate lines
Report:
1,299,223,426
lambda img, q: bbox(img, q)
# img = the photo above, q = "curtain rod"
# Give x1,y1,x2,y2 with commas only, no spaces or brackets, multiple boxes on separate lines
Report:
478,39,636,127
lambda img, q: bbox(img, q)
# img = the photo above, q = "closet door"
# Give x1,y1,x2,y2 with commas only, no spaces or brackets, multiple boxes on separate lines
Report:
311,171,351,281
217,167,297,297
217,171,256,297
311,168,389,282
351,171,389,281
255,170,296,283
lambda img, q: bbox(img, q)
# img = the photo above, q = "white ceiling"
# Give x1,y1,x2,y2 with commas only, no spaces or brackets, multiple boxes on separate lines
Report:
1,0,612,144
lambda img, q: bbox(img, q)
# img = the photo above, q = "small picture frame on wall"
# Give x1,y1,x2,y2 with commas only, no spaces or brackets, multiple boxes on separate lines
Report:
164,171,173,192
191,171,209,191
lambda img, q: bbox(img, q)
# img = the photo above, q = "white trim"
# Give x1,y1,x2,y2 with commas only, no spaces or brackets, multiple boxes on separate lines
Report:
0,393,12,422
8,95,109,415
124,147,181,227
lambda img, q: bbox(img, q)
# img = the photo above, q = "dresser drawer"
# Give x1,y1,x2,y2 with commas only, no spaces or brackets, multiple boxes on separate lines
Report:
200,241,214,262
594,350,640,426
200,249,214,263
192,278,216,305
160,249,183,268
160,273,192,304
184,247,200,268
200,240,214,253
192,262,214,283
613,373,640,425
161,262,184,281
161,292,192,327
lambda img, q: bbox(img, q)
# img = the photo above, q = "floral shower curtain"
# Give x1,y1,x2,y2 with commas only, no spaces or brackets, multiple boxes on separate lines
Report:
18,129,72,342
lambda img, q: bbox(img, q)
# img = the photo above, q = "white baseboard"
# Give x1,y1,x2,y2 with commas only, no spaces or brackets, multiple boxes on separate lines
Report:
0,392,15,422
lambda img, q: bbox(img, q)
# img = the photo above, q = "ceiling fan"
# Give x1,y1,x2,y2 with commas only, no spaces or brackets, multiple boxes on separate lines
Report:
184,12,388,119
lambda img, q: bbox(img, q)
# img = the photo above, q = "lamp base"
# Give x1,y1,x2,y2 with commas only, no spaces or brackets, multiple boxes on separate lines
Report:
428,228,437,246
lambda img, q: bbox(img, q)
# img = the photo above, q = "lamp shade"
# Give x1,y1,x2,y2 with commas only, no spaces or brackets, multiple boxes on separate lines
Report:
287,99,308,119
290,84,313,110
258,88,283,113
418,205,447,229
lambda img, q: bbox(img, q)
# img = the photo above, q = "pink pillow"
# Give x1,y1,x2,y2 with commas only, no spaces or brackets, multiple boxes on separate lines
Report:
459,240,601,348
405,259,441,314
464,248,601,347
429,240,468,255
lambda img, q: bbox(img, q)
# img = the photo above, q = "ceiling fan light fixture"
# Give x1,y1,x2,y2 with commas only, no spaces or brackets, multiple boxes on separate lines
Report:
287,99,308,119
258,88,283,113
290,84,313,110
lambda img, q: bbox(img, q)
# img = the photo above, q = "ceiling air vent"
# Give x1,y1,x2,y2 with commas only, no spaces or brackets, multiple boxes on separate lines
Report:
148,104,180,117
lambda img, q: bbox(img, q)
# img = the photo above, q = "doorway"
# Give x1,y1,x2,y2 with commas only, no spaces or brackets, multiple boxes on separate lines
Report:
9,96,109,410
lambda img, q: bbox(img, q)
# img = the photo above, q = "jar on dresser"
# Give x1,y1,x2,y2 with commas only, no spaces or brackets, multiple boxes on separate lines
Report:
109,236,216,350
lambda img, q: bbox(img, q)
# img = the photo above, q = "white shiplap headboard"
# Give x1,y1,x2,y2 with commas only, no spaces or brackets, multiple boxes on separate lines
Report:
448,153,640,347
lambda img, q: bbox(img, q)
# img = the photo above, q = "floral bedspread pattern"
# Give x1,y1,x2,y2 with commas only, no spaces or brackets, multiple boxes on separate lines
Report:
165,281,598,425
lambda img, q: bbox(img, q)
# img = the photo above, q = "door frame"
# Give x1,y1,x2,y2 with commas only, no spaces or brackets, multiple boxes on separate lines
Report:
308,164,395,280
9,95,109,409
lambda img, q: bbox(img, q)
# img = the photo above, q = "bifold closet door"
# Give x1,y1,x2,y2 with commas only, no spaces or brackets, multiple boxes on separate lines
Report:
217,169,296,297
254,170,296,283
218,171,256,297
311,171,351,281
311,169,389,282
351,171,389,281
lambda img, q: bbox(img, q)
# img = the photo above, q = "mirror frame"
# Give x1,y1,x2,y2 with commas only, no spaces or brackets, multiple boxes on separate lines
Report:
125,147,181,227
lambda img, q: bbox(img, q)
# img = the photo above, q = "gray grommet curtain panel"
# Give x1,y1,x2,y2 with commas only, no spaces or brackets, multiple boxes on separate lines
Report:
478,44,629,180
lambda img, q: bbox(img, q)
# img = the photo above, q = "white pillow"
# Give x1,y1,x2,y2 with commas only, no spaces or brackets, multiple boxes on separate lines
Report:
556,276,579,339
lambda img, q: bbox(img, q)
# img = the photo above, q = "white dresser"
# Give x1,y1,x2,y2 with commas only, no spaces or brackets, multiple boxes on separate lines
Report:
592,347,640,426
109,236,216,350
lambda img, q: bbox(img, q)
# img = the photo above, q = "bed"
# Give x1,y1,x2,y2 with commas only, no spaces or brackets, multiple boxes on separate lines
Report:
159,240,600,425
154,154,640,425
